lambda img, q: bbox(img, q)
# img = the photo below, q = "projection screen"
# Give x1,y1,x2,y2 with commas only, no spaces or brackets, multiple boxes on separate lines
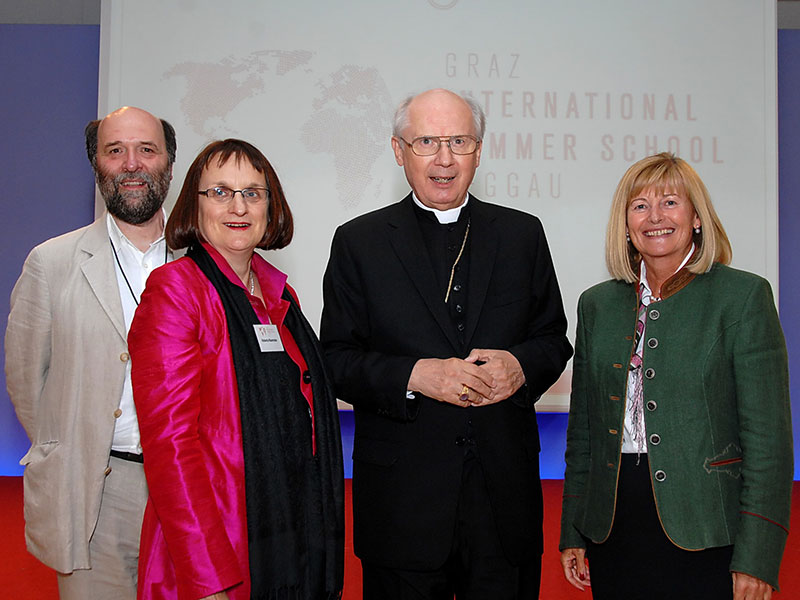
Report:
99,0,778,410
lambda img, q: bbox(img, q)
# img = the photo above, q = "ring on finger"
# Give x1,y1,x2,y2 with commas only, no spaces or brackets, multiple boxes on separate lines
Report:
459,385,470,403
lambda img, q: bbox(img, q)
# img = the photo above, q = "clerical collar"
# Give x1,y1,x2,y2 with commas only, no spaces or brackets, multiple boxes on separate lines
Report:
411,193,469,224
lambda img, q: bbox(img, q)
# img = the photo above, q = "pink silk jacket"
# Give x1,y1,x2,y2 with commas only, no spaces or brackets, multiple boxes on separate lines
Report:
129,244,312,600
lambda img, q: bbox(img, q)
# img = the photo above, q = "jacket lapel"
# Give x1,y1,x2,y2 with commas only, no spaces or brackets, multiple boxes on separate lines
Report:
387,196,461,351
463,197,498,347
79,217,127,341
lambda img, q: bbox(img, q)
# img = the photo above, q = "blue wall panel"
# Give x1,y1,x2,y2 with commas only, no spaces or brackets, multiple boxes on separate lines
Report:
0,25,99,474
778,29,800,480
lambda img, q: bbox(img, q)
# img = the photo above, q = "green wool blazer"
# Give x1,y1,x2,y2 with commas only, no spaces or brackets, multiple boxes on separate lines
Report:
559,263,793,589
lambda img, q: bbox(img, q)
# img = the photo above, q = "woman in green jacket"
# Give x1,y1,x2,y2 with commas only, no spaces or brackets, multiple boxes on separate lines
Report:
559,153,792,600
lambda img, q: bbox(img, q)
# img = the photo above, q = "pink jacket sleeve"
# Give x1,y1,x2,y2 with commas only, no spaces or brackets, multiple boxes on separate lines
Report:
130,261,246,599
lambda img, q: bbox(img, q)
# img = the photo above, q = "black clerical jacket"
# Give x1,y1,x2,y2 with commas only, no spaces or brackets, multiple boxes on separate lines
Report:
321,194,572,569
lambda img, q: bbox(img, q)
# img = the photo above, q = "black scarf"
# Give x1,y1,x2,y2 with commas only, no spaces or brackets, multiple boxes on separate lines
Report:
188,243,344,600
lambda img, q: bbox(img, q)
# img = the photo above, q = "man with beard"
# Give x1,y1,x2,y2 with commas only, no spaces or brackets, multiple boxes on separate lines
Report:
5,106,176,599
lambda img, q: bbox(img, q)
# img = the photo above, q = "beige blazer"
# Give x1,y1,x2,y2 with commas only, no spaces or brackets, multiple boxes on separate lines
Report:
5,216,130,573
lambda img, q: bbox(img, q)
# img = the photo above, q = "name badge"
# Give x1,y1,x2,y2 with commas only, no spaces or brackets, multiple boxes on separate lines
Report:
253,324,284,352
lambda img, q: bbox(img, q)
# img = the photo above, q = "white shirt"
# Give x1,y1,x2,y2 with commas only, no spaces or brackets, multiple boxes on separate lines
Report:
106,211,171,453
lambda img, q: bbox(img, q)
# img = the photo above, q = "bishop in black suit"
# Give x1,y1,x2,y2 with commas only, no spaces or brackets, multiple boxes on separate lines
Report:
321,89,572,599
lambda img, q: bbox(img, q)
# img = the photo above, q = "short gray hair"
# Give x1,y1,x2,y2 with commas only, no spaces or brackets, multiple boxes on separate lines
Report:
392,90,486,140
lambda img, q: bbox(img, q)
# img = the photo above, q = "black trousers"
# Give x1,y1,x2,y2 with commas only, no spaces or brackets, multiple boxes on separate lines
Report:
586,454,734,600
362,454,541,600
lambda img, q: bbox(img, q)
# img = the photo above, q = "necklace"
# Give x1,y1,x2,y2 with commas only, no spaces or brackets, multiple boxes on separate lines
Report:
248,270,255,295
444,219,470,304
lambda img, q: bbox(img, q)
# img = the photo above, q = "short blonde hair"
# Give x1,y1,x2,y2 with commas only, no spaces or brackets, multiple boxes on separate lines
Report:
605,152,731,282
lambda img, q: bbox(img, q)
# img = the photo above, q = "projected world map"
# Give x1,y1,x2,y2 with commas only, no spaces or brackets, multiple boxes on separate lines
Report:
165,50,394,207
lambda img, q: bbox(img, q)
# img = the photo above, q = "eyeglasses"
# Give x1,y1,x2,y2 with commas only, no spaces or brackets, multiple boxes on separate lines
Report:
398,135,481,156
199,186,269,204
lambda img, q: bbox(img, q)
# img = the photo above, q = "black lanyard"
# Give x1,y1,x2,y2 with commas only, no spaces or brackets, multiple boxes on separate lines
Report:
109,236,168,306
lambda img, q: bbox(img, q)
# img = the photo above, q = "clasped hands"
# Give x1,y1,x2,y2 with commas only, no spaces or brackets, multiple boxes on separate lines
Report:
407,349,525,407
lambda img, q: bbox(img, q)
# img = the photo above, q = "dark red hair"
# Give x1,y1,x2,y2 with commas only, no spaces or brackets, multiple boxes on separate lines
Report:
166,139,293,250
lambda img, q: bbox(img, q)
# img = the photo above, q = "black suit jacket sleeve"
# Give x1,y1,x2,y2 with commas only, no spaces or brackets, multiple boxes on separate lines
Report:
507,217,574,407
321,223,420,421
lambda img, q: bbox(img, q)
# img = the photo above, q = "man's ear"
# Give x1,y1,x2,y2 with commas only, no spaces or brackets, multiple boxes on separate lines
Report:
391,137,405,167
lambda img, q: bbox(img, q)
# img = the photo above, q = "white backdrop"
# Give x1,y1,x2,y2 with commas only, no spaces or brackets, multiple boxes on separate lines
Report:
99,0,777,410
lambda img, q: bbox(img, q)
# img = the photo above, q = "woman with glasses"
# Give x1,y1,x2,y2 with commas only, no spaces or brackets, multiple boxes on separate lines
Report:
129,139,344,600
